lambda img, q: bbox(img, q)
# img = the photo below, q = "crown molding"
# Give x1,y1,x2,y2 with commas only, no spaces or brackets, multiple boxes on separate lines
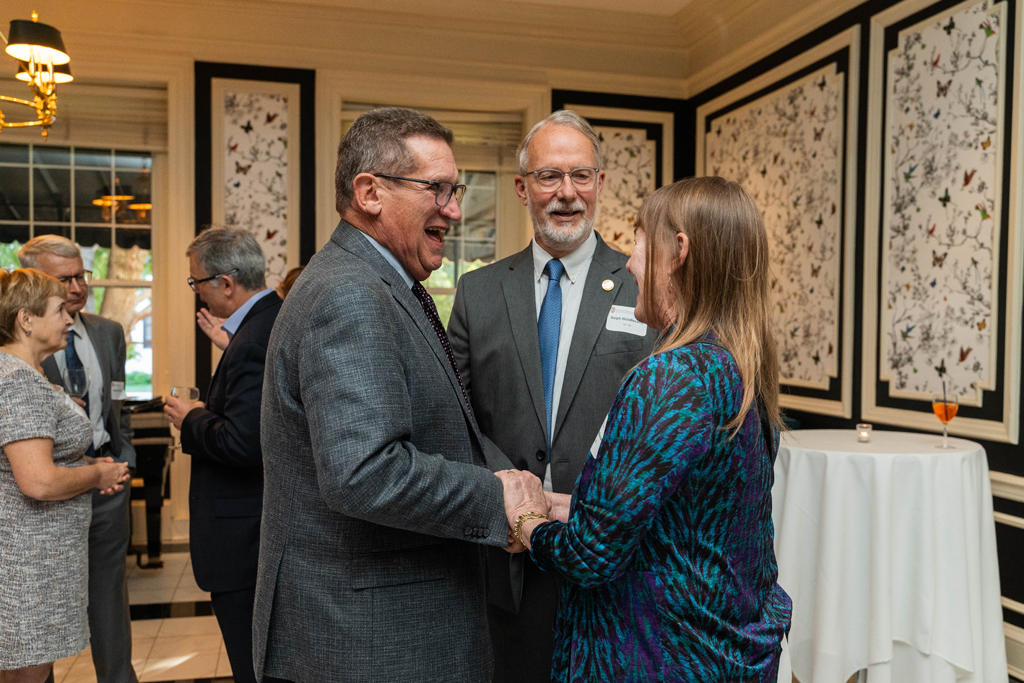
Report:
682,0,863,97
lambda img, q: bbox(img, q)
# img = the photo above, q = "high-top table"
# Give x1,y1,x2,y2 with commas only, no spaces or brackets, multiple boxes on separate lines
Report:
772,429,1006,682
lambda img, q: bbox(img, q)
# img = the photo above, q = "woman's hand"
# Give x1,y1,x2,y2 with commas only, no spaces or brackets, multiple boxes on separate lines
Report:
544,492,572,523
495,469,549,528
94,458,130,494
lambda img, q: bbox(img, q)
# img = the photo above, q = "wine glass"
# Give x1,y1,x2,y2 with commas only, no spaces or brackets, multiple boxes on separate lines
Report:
63,366,89,401
170,386,200,402
931,392,959,449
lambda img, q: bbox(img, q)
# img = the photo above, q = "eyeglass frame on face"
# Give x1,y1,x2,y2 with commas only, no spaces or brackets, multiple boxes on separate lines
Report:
56,271,92,287
187,269,237,291
522,167,601,192
371,173,468,207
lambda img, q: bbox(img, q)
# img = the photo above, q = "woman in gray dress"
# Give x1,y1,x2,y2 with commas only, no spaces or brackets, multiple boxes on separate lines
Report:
0,268,131,683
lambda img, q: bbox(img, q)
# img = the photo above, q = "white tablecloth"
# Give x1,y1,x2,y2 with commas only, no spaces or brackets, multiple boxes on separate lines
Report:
772,429,1006,683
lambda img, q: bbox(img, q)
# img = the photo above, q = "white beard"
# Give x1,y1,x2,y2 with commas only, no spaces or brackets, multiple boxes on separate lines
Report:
529,196,599,252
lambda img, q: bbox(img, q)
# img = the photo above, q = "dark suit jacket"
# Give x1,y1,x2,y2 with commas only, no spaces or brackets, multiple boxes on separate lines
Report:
254,221,510,683
448,233,657,611
180,291,282,594
42,312,136,467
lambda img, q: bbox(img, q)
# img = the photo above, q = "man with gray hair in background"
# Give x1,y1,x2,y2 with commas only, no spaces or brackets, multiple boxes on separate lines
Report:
18,234,138,683
254,106,515,683
164,228,282,683
448,110,657,682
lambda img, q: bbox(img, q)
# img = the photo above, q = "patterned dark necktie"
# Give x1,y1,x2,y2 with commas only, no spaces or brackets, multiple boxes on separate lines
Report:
65,330,95,458
411,282,477,427
537,259,564,459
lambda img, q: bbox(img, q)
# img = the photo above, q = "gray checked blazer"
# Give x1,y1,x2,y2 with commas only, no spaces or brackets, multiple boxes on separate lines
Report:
42,312,136,467
254,221,511,683
448,233,657,611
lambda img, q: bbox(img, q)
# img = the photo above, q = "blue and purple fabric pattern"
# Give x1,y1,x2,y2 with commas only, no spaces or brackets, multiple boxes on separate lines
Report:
531,341,792,683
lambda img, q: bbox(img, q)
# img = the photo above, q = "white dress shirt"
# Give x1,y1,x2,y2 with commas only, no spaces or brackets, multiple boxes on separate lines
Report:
532,231,598,490
53,314,110,451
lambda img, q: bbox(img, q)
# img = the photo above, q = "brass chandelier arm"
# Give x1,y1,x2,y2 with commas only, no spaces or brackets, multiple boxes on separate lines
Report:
0,93,38,107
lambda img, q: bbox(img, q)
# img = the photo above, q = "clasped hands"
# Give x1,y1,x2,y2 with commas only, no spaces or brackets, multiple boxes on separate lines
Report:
495,469,571,553
85,456,131,495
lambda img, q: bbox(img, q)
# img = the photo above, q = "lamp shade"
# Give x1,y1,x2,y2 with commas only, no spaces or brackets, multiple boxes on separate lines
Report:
16,60,73,84
5,19,70,65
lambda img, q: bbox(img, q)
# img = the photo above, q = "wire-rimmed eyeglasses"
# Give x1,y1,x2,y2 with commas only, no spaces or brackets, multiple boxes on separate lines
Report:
187,269,237,291
522,167,600,192
372,174,468,207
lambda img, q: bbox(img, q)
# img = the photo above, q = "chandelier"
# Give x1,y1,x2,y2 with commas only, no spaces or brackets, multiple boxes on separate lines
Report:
0,12,72,138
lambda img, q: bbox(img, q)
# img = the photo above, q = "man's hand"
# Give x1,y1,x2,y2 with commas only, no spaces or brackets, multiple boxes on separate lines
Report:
495,469,549,550
197,308,229,351
163,395,204,430
504,527,527,554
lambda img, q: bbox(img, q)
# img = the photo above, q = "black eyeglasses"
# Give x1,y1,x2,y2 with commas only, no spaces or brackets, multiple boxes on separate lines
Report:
56,270,92,287
187,269,237,291
372,174,468,207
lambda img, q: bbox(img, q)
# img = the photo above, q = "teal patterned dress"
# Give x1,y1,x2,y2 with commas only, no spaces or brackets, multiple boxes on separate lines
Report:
530,341,791,683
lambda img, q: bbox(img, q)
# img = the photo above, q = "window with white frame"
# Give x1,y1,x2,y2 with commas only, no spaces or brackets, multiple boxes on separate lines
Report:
0,143,156,398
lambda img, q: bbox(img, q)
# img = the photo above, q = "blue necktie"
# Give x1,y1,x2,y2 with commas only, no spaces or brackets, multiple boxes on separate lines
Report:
538,259,564,458
65,331,95,458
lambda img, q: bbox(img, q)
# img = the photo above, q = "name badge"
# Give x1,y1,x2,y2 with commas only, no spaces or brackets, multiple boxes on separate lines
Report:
110,381,127,401
605,305,648,337
589,417,608,459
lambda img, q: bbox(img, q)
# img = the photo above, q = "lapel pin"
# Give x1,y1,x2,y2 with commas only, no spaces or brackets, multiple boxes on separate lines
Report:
601,279,614,291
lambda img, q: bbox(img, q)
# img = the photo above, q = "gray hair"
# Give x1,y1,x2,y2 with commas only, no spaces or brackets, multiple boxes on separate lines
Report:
517,110,603,175
186,227,267,291
17,234,82,268
334,107,455,214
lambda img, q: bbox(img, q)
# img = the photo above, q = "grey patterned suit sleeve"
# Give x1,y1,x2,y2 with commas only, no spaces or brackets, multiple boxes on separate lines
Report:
300,278,506,543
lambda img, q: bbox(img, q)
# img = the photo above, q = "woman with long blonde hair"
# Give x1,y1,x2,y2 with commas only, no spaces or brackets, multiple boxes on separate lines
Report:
498,176,792,682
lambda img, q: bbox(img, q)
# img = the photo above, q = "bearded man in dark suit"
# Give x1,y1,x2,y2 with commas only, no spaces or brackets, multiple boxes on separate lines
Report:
448,110,658,683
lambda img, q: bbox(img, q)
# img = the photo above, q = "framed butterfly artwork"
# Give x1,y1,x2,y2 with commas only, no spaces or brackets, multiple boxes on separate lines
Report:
862,0,1024,443
695,27,862,419
194,62,315,392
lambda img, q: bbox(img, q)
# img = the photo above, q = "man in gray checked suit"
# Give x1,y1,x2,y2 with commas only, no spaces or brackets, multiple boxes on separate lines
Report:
448,110,657,683
19,235,138,683
254,107,515,683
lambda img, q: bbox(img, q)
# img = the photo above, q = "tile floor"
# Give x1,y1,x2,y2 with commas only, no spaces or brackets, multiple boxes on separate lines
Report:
52,552,234,683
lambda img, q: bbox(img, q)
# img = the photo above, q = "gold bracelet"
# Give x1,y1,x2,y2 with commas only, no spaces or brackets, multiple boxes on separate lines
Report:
513,511,548,545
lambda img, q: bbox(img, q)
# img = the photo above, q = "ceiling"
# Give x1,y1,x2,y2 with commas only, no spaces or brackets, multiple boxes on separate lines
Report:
263,0,850,88
498,0,693,15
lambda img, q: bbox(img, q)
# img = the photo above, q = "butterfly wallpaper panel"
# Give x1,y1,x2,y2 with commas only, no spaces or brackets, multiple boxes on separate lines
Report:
880,0,1005,406
591,126,657,255
223,92,291,289
705,65,846,390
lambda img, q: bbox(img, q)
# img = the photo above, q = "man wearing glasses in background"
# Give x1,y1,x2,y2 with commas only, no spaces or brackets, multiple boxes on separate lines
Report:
163,227,281,683
18,234,138,683
254,107,515,683
447,110,657,683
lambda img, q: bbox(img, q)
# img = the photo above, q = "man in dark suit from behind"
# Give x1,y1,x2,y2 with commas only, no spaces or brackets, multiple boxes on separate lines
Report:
164,228,282,683
20,235,139,683
448,110,657,682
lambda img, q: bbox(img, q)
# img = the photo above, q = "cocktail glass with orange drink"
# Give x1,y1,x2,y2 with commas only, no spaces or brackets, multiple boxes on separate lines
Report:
931,392,959,449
